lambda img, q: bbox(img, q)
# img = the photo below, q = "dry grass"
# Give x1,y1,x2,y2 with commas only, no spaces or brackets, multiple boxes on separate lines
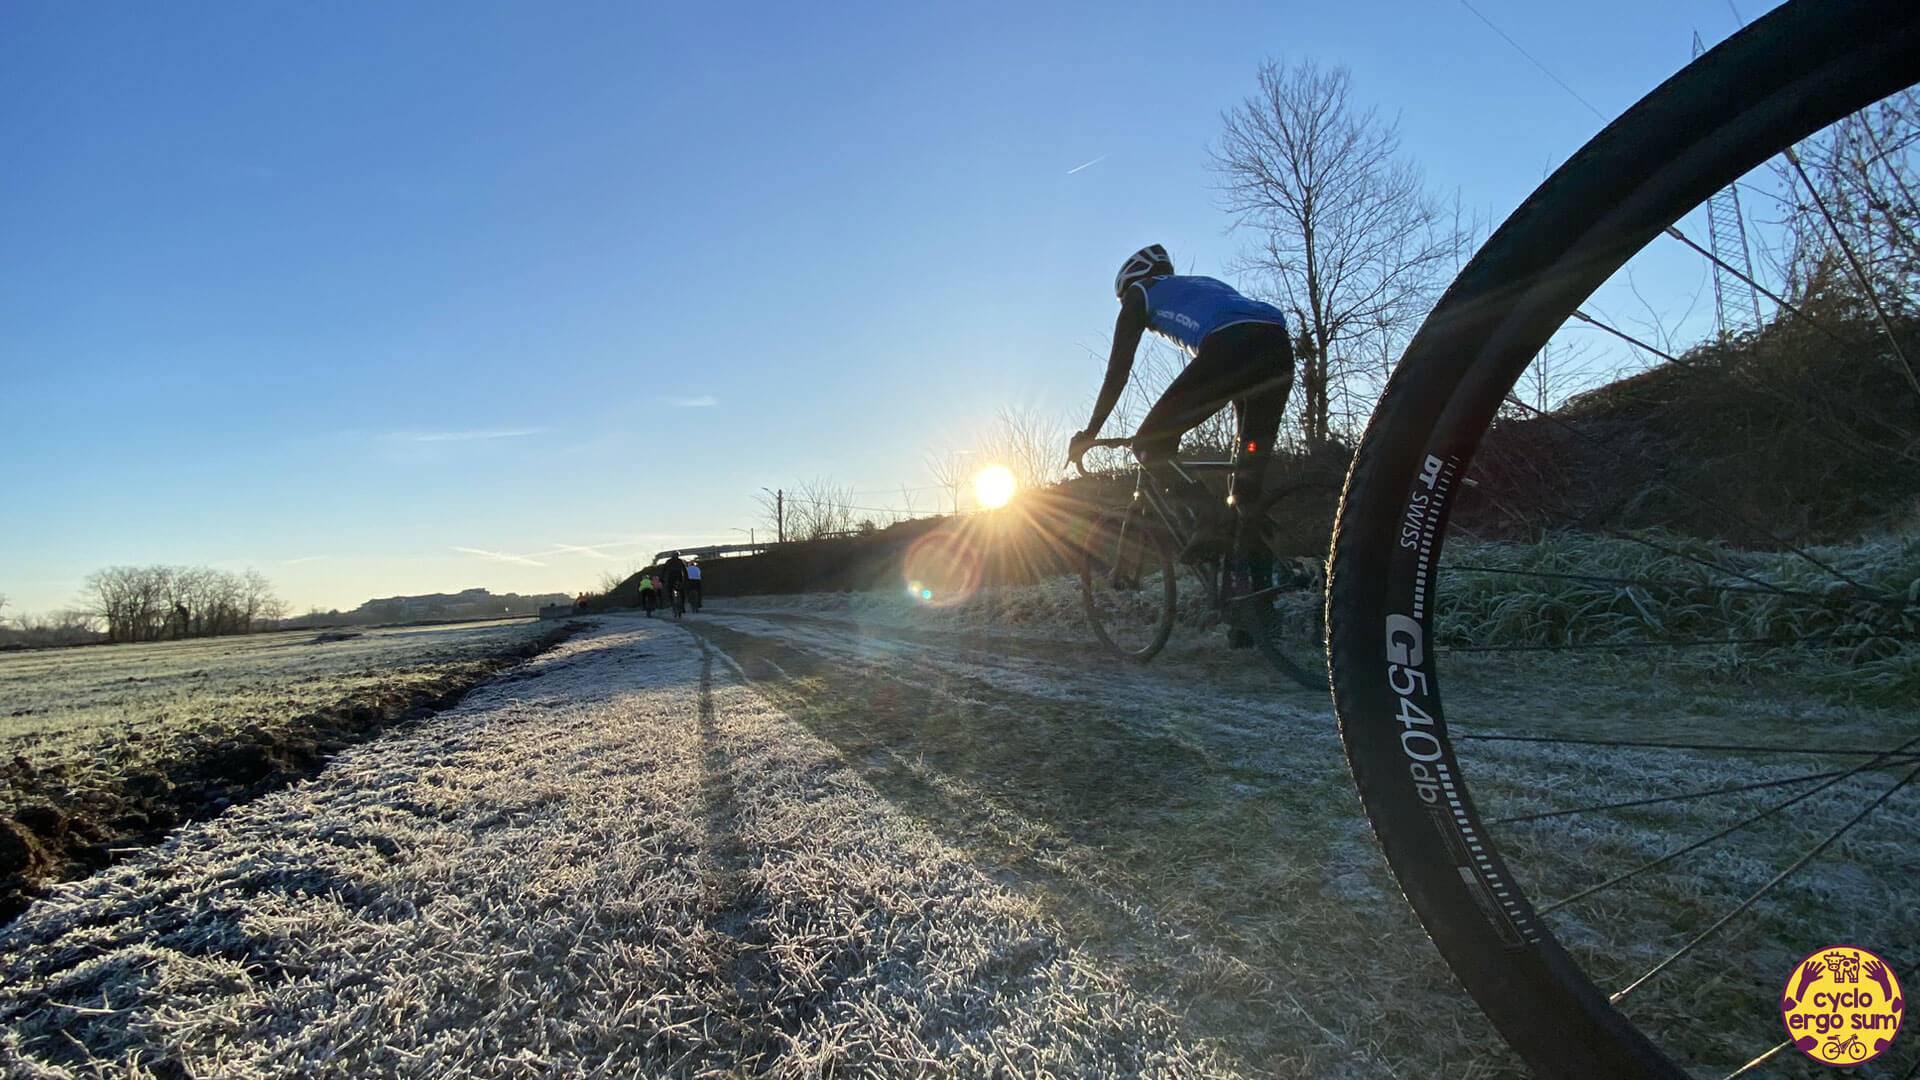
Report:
689,609,1502,1077
0,619,555,775
0,623,1222,1077
0,619,572,919
692,590,1916,1078
1437,531,1920,704
2,573,1911,1077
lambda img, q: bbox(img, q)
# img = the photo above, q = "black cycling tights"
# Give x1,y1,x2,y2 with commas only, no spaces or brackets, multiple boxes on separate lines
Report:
1133,322,1294,571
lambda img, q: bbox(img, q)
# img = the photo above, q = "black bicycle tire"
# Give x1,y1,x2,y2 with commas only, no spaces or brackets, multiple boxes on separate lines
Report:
1080,509,1178,662
1324,2,1920,1075
1248,480,1339,689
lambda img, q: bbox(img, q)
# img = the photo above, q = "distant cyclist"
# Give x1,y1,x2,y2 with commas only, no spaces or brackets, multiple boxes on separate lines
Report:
661,551,688,613
685,558,703,608
638,572,657,616
1067,243,1295,644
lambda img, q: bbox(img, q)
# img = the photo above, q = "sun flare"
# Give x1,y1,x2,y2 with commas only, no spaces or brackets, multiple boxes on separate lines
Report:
972,464,1018,509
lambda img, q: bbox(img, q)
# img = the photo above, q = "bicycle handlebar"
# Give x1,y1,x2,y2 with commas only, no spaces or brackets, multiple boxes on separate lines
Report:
1069,436,1135,478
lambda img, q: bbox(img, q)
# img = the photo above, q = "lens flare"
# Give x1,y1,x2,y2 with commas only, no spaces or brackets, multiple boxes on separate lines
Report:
901,530,983,608
972,464,1017,509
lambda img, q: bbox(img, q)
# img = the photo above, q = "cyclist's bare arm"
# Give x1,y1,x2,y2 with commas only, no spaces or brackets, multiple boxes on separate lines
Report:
1084,286,1148,438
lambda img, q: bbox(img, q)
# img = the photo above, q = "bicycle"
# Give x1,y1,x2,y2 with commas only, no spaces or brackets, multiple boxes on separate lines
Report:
669,583,686,620
1324,2,1920,1075
1072,436,1335,688
1822,1034,1869,1063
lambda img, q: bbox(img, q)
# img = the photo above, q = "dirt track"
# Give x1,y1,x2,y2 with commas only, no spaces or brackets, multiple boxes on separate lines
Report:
0,610,1541,1077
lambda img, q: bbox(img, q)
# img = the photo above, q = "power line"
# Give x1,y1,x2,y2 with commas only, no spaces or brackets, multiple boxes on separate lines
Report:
1457,0,1606,122
845,482,949,497
775,492,928,516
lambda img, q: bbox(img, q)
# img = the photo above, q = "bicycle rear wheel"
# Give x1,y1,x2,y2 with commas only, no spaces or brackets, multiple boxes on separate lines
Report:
1244,479,1340,689
1080,509,1178,662
1326,2,1920,1075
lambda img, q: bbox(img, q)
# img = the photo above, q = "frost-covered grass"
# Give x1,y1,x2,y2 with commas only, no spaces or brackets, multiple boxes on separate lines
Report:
1437,530,1920,705
1,619,552,759
2,581,1910,1076
0,624,1221,1077
716,557,1322,655
693,610,1505,1076
719,579,1096,643
690,595,1917,1078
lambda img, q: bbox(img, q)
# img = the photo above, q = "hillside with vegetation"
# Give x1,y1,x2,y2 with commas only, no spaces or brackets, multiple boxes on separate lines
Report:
1462,299,1920,545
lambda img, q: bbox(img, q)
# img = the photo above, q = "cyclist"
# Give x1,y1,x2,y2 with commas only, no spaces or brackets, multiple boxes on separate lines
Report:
661,551,688,613
638,571,657,616
1067,243,1295,646
685,558,703,608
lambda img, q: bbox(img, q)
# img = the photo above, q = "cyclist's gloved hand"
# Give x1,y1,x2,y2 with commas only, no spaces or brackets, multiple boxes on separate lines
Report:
1067,429,1098,469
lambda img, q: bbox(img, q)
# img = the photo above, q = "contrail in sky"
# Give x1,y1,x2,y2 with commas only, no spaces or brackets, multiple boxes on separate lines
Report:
452,546,548,567
544,542,622,559
1066,154,1108,175
404,428,541,442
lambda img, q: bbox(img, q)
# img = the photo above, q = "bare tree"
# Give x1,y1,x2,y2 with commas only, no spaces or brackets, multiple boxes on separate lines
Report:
753,488,787,544
786,477,856,540
83,564,285,642
1212,58,1460,448
242,569,286,627
2,609,102,648
1504,337,1605,418
979,405,1068,494
924,451,972,514
1760,90,1920,321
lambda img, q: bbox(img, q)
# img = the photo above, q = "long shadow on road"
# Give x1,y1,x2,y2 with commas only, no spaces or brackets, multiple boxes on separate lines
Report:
685,617,1520,1078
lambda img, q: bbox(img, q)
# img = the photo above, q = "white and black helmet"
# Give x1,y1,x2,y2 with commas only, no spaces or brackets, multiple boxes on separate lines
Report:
1114,243,1172,299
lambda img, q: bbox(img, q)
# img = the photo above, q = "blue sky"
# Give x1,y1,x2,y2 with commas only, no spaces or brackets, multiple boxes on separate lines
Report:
1,0,1774,614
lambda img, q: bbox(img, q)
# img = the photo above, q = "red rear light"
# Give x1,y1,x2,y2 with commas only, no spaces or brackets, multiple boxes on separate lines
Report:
1245,440,1258,454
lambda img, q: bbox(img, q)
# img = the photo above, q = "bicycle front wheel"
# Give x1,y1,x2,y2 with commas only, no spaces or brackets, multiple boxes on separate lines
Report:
1326,1,1920,1075
1080,509,1178,662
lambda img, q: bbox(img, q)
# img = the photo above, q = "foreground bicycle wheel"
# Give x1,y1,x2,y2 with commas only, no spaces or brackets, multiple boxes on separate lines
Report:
1326,2,1920,1075
1080,509,1177,661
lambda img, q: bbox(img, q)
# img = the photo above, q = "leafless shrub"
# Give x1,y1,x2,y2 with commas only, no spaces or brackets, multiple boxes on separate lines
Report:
787,477,856,540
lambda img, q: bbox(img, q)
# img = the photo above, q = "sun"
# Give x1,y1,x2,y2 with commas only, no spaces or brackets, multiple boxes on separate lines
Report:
972,464,1018,509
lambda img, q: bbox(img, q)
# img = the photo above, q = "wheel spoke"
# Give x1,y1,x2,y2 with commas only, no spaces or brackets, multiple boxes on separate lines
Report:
1440,626,1920,653
1609,760,1920,1004
1781,145,1920,397
1491,392,1905,601
1456,732,1920,757
1538,736,1920,916
1441,561,1920,615
1723,1039,1795,1078
1483,764,1910,825
1567,309,1920,467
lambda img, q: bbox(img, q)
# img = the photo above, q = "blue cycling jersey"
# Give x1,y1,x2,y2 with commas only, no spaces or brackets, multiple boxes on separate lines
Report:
1136,275,1287,353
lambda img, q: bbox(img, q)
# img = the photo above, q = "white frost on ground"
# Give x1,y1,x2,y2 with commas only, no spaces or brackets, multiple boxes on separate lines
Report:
0,622,1222,1078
